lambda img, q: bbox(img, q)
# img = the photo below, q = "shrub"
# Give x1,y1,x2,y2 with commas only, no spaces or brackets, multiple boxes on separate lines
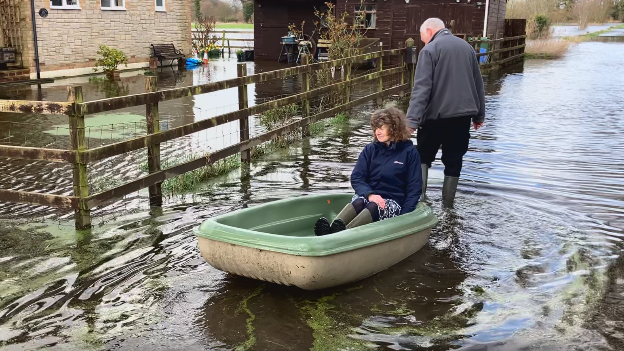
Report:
93,45,128,74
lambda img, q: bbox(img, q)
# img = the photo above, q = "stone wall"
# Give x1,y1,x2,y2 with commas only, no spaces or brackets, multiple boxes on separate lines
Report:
30,0,191,72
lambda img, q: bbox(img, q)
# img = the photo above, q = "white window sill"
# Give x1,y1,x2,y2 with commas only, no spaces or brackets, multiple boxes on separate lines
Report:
101,7,127,11
155,8,167,12
50,6,82,10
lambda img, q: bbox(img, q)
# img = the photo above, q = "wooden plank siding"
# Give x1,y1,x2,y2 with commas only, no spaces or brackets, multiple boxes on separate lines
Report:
254,0,326,60
253,0,502,61
486,0,507,39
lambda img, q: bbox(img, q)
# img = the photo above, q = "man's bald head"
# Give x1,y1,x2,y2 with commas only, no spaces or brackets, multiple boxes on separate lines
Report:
420,18,446,44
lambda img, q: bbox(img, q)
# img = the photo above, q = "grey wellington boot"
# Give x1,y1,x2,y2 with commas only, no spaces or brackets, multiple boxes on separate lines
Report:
330,204,358,233
345,209,373,229
420,164,429,201
442,176,460,208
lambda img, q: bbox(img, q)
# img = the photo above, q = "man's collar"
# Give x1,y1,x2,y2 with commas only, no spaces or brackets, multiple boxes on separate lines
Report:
430,28,451,43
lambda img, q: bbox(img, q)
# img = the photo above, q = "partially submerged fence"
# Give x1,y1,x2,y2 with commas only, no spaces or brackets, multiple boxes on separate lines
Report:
0,45,408,229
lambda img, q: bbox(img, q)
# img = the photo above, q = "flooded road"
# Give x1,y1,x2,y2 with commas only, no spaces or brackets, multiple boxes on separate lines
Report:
1,41,624,350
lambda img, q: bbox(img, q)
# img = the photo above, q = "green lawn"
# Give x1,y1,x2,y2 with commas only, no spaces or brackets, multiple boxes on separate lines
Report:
215,23,254,30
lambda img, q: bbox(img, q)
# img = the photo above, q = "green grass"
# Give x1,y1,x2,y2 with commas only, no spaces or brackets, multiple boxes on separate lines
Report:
215,23,253,30
563,23,624,42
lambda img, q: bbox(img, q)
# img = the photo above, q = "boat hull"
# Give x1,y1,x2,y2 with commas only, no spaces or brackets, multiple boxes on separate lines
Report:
197,227,431,290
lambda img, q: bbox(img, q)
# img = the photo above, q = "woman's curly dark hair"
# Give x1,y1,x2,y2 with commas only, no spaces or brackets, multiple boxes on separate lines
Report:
370,105,412,142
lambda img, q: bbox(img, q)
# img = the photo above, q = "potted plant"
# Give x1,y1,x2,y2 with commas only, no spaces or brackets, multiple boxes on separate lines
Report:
93,45,128,81
244,49,254,61
236,49,245,62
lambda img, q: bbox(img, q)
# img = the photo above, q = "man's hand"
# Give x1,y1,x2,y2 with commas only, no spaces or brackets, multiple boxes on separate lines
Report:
408,127,416,134
473,122,484,130
367,194,386,209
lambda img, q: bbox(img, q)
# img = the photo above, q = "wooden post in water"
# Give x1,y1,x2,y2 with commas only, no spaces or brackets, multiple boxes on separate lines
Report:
238,63,250,162
376,42,384,106
301,54,311,137
405,38,416,92
344,57,352,104
145,76,162,207
67,85,91,229
398,43,406,97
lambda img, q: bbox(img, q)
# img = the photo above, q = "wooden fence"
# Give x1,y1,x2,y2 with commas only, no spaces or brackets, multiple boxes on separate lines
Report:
0,46,407,229
0,34,526,229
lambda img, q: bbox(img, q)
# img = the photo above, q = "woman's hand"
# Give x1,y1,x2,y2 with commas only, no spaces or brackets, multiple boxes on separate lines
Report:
367,194,386,209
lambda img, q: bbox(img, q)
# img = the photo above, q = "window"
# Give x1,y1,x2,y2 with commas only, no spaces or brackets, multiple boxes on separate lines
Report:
155,0,166,12
50,0,81,9
101,0,126,10
354,5,376,29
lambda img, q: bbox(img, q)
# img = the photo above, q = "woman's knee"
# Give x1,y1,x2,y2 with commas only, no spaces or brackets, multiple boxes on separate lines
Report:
352,198,366,213
365,202,380,222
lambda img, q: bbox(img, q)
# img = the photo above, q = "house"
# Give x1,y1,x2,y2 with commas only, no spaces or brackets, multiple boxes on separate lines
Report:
0,0,192,81
253,0,507,61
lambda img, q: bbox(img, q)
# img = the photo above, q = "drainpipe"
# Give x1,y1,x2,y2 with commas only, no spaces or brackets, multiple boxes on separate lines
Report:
482,0,490,38
29,0,41,80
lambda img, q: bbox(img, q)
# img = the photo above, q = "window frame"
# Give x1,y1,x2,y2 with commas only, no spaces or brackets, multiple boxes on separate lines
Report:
50,0,81,10
155,0,166,12
101,0,126,11
354,4,377,30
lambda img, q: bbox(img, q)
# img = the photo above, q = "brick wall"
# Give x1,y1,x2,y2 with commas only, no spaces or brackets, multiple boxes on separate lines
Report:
28,0,191,72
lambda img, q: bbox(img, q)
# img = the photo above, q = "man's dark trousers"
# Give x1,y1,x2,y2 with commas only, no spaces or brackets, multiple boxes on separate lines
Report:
416,116,472,177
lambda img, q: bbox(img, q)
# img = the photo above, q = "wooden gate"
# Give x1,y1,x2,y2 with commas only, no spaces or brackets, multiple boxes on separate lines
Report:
0,0,25,65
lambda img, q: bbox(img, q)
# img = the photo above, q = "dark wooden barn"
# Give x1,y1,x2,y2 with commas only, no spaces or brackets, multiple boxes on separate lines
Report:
254,0,508,61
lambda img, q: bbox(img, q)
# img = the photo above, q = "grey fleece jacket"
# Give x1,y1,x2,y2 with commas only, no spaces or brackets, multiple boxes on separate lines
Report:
406,29,486,129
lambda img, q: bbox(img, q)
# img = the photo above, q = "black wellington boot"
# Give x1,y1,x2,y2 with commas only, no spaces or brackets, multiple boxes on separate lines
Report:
314,217,331,236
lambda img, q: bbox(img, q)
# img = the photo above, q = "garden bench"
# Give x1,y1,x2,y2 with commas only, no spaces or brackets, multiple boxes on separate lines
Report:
150,44,184,67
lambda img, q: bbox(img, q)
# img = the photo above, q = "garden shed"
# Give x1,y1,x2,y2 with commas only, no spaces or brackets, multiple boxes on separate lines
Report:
254,0,508,61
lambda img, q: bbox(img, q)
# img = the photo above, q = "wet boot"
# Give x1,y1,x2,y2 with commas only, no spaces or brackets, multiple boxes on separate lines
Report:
442,176,459,208
330,204,357,233
346,209,373,229
314,217,331,236
421,164,429,201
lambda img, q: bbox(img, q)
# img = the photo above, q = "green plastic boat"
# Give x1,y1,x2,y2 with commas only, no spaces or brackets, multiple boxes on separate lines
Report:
194,193,438,290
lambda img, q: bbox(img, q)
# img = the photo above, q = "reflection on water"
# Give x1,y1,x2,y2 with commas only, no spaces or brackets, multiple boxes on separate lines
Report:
1,42,624,350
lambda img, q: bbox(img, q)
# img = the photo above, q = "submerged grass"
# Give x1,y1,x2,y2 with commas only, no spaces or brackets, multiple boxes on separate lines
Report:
134,109,352,196
301,294,372,351
235,285,264,351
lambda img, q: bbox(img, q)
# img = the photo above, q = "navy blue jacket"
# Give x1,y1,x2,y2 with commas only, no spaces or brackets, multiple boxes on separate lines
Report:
351,140,423,215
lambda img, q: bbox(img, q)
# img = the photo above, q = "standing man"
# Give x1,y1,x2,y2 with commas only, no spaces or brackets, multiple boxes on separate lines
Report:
406,18,485,207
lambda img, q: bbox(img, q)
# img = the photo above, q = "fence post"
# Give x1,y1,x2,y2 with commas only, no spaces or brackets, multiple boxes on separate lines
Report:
67,85,91,230
405,38,416,92
376,42,383,106
345,57,352,104
238,63,250,162
301,54,311,136
145,76,162,207
398,43,406,97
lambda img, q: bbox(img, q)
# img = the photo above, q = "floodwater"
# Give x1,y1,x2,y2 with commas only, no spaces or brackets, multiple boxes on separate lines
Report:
1,41,624,350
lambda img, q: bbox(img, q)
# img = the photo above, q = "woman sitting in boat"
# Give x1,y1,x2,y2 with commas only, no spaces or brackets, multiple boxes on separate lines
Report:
315,106,423,236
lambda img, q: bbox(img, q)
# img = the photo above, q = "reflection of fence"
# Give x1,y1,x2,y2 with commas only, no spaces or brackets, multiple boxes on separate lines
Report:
0,46,407,229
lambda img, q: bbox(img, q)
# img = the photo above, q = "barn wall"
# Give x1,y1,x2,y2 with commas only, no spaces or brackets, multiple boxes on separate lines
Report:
337,0,487,53
256,0,493,61
254,0,325,60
